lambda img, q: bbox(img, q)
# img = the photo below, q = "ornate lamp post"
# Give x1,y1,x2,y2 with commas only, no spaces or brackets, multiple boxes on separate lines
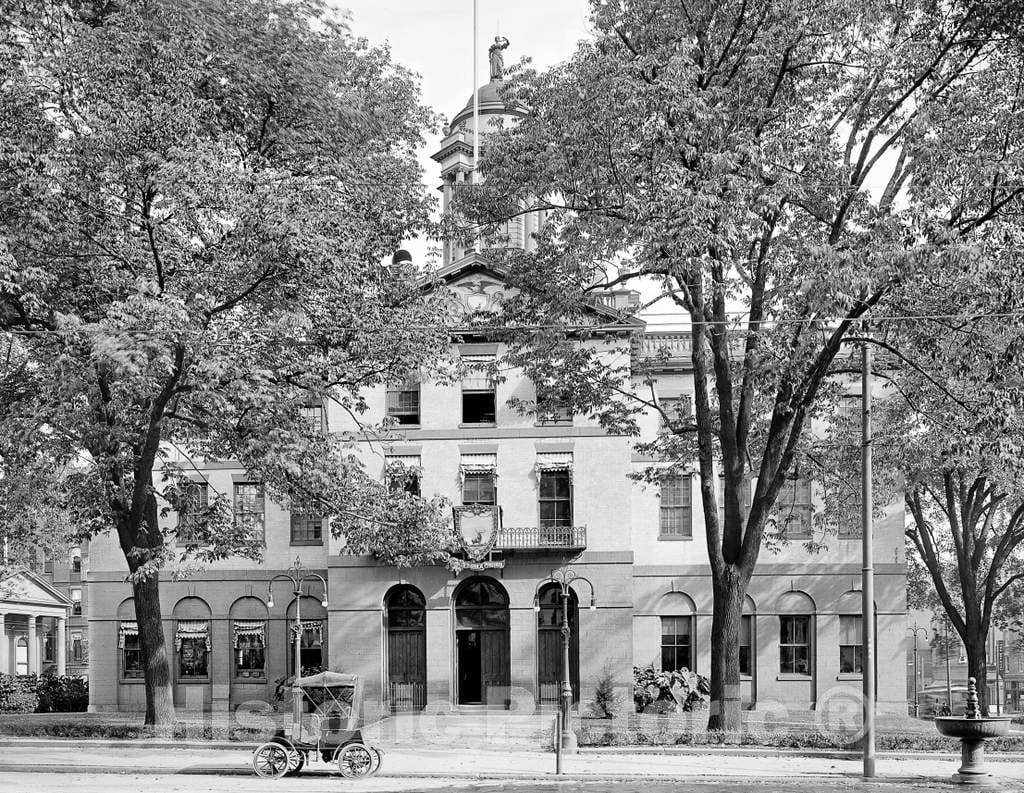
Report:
534,560,595,754
267,557,328,728
908,621,929,717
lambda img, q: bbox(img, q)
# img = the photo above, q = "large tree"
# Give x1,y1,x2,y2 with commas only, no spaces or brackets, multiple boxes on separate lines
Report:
0,0,454,724
465,0,1024,729
889,253,1024,714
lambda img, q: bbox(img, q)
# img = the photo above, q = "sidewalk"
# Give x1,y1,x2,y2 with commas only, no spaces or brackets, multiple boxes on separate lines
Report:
0,739,1023,784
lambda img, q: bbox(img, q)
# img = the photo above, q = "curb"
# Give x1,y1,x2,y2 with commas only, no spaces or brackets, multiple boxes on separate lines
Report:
0,763,983,784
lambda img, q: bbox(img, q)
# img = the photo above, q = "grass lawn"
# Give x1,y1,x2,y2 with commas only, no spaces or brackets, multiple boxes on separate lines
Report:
578,710,1024,752
0,711,281,741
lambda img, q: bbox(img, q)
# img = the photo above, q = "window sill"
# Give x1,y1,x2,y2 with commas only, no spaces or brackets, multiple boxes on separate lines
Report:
177,678,211,684
535,421,573,428
836,673,863,681
459,422,497,429
234,675,267,682
776,674,812,681
289,540,323,547
388,423,421,430
658,534,694,541
120,677,145,685
740,675,753,681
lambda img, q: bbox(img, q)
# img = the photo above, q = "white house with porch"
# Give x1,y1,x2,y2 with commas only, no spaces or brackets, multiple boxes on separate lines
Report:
0,570,72,676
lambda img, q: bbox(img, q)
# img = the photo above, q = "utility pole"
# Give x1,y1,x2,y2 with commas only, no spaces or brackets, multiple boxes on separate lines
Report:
861,334,876,778
908,622,929,718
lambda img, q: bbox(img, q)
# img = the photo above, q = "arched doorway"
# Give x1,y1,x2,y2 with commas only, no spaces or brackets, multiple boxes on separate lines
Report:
385,585,427,712
453,577,510,708
537,583,579,706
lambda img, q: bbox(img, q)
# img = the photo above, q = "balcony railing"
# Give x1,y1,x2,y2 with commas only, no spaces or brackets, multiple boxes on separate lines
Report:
496,526,587,551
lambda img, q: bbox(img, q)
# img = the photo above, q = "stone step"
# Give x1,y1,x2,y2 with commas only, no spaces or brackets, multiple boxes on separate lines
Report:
364,712,555,750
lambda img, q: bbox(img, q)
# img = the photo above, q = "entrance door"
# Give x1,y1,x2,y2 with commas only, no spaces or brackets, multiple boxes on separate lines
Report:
453,577,510,708
457,630,482,704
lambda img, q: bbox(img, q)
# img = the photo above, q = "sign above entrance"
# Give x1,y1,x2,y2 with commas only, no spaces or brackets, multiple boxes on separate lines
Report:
452,505,501,562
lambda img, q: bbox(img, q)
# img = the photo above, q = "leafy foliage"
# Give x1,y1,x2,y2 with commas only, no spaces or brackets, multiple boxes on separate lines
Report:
633,666,710,714
0,675,39,713
0,0,454,722
464,0,1024,728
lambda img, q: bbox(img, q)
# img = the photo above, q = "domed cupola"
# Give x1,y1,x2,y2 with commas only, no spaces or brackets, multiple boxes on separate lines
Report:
432,37,538,267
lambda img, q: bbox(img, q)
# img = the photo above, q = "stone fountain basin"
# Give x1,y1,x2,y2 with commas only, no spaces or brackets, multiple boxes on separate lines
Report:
934,716,1013,740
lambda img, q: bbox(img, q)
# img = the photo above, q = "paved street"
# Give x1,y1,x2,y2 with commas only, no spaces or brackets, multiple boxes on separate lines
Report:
1,740,1024,791
0,773,1019,793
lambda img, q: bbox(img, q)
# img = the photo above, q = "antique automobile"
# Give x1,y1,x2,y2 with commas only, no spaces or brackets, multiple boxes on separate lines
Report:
251,671,382,779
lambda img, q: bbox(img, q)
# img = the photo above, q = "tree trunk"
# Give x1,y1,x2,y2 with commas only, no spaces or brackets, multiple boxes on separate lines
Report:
124,493,175,726
707,566,748,732
133,573,175,726
965,632,990,715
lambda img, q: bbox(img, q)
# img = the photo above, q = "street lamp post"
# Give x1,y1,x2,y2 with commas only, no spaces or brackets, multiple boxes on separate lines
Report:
945,617,953,712
268,557,329,730
908,622,929,717
534,560,596,756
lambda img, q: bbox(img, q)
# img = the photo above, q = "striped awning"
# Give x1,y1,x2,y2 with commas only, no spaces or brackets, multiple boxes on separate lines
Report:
175,620,210,651
460,453,497,478
118,621,139,648
536,452,573,472
386,455,421,468
233,620,265,648
289,620,323,643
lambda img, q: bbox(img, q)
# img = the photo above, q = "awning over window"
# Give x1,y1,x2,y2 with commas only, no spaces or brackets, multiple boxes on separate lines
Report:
461,355,495,389
233,620,265,648
536,451,573,476
175,620,210,651
289,620,323,643
386,455,421,468
118,622,138,649
460,453,497,479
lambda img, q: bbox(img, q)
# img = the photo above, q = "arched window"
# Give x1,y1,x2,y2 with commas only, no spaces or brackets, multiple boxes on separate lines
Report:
776,591,815,676
385,585,426,711
537,583,579,705
172,597,212,681
14,638,28,675
230,597,268,680
657,592,696,672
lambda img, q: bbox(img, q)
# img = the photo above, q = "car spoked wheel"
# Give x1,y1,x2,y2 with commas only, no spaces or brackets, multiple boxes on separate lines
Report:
336,742,374,778
252,742,290,779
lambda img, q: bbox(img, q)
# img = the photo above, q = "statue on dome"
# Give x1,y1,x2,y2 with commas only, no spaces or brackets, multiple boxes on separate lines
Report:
489,36,509,80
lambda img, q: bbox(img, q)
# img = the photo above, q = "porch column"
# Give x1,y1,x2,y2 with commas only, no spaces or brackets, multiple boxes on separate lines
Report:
0,614,7,675
27,615,38,674
56,616,67,676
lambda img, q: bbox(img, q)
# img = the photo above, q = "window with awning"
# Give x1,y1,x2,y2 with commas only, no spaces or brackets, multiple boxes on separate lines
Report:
176,620,210,679
119,622,142,679
233,620,265,679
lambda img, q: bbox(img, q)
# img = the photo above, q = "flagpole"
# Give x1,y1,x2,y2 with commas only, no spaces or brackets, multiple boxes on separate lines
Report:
472,0,481,253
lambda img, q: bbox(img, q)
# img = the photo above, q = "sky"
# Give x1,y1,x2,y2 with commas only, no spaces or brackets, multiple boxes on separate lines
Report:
330,0,594,264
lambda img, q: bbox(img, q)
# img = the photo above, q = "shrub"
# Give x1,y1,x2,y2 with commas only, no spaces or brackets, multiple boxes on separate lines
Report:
593,662,620,718
633,666,710,713
35,674,89,713
0,675,39,713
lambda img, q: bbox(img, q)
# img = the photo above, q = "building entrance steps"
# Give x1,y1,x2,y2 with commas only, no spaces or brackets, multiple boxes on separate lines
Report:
363,711,555,751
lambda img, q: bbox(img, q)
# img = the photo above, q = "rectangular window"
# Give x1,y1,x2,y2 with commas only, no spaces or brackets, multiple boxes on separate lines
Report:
838,615,864,674
717,474,751,528
176,482,208,546
121,624,142,679
536,385,572,425
300,403,325,431
777,477,813,538
233,483,265,540
461,356,496,424
386,456,422,496
779,615,811,675
660,395,692,430
539,470,572,529
660,616,692,671
233,622,266,679
72,633,83,662
43,629,54,662
71,552,82,573
463,472,496,505
659,475,692,538
178,637,209,678
290,512,323,544
176,622,210,680
386,381,420,425
70,587,82,616
739,615,753,677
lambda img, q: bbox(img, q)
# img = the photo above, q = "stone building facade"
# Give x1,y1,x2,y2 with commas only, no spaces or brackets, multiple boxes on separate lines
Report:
85,68,907,719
